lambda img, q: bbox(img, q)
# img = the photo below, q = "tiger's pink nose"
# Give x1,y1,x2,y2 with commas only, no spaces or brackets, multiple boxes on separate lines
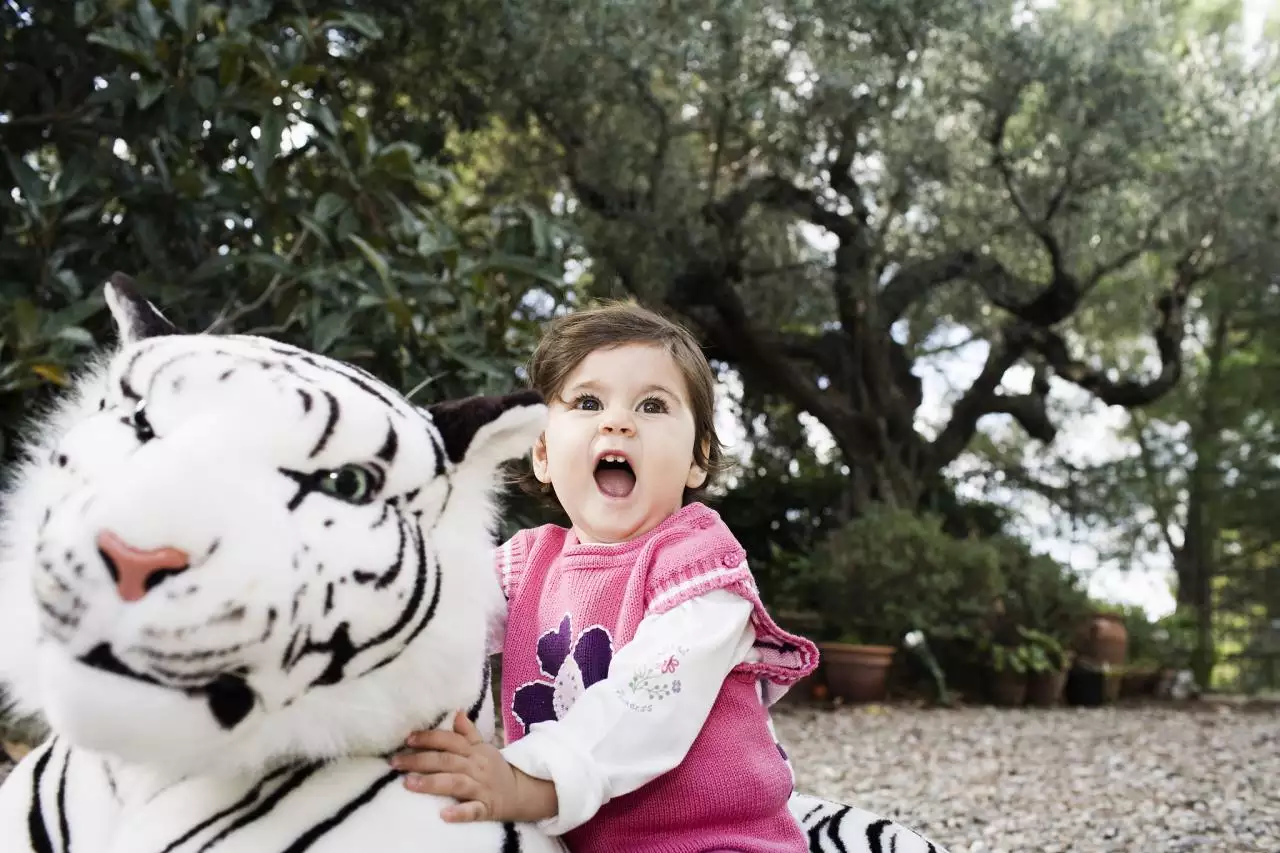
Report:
96,530,190,602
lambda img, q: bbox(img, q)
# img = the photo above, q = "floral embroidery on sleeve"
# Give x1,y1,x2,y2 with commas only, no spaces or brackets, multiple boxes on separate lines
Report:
615,645,689,712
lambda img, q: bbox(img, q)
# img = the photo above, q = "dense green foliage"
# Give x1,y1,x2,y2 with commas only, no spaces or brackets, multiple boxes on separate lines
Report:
0,0,565,464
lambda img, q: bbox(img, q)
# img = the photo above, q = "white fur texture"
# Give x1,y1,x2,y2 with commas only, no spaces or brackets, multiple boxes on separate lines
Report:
1,331,541,777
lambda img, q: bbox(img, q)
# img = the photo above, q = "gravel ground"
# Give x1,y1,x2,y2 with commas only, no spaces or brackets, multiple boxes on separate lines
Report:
4,703,1275,852
775,702,1280,853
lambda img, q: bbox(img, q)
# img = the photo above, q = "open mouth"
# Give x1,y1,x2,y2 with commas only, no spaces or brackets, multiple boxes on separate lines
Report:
594,453,636,499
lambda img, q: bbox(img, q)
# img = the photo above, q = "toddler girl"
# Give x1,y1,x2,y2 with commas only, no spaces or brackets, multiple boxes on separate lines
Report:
392,302,818,852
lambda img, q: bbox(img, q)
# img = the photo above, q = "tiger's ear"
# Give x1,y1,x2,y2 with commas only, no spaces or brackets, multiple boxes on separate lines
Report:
105,272,180,346
426,390,547,471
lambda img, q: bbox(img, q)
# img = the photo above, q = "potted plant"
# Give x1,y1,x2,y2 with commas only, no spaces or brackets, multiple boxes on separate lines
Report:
818,632,896,703
805,507,1008,704
986,641,1032,706
1019,627,1072,707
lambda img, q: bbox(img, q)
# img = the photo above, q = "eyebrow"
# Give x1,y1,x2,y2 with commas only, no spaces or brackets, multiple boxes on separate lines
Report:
562,380,683,400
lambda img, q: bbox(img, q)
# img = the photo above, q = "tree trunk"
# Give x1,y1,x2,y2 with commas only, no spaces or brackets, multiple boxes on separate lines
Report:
1176,307,1231,688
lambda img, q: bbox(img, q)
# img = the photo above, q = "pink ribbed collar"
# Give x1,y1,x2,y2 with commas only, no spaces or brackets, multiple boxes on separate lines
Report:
558,502,721,568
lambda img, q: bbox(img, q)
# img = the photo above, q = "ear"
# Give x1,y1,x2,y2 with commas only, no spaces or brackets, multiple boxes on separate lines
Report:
531,432,551,483
104,272,180,345
426,390,548,470
685,462,708,490
685,436,710,489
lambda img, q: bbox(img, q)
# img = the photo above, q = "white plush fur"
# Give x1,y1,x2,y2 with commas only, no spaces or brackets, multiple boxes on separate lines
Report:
0,282,948,853
0,330,536,778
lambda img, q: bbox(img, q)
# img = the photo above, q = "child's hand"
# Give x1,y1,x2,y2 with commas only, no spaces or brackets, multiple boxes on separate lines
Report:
392,710,558,824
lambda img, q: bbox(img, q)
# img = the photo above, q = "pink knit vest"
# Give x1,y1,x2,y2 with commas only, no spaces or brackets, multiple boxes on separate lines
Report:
496,502,819,853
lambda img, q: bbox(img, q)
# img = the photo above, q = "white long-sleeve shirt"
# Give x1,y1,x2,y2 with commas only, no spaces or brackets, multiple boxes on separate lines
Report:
492,588,769,835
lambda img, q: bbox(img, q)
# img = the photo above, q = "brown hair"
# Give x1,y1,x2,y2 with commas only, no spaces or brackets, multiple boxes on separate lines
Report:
516,299,726,508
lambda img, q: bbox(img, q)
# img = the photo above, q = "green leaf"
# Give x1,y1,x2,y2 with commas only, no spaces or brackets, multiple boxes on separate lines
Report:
54,268,83,298
3,151,45,206
253,110,284,189
168,0,199,37
54,157,94,203
136,77,166,109
219,46,245,88
296,214,333,249
74,0,98,27
191,75,217,110
458,253,563,287
347,234,391,288
313,192,347,223
11,299,39,349
136,0,164,41
332,12,383,40
131,216,168,272
226,0,270,32
312,312,351,353
61,203,101,224
308,102,339,138
372,141,420,180
85,26,154,68
55,326,96,348
334,206,359,243
191,39,222,70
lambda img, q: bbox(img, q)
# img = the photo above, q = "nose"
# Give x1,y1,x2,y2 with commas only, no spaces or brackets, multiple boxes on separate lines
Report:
96,530,191,602
599,407,635,435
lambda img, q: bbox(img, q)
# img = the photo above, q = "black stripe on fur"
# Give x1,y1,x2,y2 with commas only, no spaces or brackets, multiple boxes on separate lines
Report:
280,770,401,853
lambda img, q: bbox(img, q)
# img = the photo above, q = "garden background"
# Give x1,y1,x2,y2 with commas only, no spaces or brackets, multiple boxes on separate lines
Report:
3,0,1280,776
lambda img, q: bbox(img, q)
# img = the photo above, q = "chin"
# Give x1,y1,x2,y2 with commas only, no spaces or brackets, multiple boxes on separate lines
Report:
574,506,656,543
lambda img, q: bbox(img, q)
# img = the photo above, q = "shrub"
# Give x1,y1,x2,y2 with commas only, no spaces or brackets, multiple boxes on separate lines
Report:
806,506,1006,648
986,536,1094,649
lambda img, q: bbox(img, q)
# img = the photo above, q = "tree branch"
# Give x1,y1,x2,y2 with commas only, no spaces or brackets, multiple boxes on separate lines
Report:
926,323,1034,470
1021,252,1202,407
707,174,858,242
1084,191,1193,288
878,250,985,323
666,263,880,459
988,100,1080,318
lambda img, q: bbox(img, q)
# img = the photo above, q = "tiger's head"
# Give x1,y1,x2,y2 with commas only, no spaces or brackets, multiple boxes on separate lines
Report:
0,276,546,777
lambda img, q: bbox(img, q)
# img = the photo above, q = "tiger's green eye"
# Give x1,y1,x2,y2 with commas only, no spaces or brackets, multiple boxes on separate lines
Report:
317,464,381,504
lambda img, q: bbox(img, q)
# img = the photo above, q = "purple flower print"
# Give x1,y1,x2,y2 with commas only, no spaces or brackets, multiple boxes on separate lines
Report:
511,614,613,736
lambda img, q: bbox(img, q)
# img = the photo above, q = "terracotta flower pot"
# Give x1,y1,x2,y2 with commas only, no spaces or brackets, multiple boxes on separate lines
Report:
1084,612,1129,666
819,642,895,702
1026,669,1068,707
988,669,1028,706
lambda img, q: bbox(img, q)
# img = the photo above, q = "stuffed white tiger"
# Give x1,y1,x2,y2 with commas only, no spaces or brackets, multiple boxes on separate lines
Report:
0,276,947,853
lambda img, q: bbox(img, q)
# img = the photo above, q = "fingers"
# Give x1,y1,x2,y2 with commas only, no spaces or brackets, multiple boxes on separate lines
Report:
405,727,472,754
390,749,470,776
403,769,485,804
442,800,490,823
452,709,485,745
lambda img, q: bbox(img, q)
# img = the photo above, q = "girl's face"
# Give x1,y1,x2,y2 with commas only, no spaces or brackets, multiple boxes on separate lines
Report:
531,343,707,544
